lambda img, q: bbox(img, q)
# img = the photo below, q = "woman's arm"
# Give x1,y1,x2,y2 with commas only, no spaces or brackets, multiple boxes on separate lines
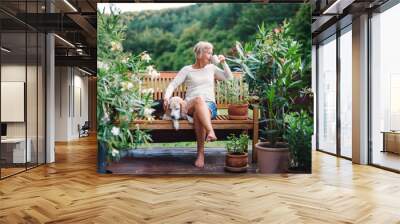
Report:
164,66,188,100
214,62,233,81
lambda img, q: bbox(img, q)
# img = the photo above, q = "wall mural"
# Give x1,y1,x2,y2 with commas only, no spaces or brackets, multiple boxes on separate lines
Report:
97,3,312,175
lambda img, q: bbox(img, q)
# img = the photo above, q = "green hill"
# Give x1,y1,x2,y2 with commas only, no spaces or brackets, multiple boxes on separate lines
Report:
120,3,309,71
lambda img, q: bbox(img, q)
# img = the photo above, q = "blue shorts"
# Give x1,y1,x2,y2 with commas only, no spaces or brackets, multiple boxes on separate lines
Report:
206,101,217,119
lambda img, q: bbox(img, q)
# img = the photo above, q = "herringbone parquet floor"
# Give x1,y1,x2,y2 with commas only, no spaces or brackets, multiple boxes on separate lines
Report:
1,136,400,223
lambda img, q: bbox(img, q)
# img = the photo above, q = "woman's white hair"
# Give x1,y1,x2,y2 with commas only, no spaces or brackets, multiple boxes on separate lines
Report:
193,41,213,58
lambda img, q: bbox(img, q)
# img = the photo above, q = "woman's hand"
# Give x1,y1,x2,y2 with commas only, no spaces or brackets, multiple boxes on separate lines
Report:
218,55,226,64
163,98,169,111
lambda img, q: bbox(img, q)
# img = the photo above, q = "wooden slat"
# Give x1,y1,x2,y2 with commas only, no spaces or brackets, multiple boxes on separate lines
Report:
142,71,244,104
133,118,252,124
132,122,254,130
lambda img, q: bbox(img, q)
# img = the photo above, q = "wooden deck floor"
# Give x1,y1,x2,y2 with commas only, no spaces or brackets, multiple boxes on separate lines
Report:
0,135,400,223
106,147,258,174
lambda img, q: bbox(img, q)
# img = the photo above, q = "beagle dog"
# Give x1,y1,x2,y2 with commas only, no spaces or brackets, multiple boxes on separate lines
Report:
162,96,193,130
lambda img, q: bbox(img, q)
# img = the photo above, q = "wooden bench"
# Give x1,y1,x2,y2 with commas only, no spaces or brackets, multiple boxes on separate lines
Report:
131,72,259,162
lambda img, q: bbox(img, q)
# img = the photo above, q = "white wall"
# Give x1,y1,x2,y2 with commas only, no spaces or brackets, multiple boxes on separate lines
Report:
1,65,26,139
55,66,69,141
54,66,89,141
1,63,46,164
1,65,37,138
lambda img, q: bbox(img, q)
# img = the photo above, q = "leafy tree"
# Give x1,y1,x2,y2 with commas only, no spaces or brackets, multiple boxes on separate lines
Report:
120,3,306,71
289,4,311,86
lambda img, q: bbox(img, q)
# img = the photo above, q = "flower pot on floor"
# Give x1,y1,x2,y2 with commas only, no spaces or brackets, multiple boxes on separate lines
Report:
225,152,248,173
228,104,248,120
255,142,289,173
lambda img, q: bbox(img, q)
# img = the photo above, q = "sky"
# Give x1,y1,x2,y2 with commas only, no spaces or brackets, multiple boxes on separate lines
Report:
97,3,196,13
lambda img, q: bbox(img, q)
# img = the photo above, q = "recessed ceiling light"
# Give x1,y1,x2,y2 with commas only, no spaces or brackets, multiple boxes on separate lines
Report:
63,0,78,12
1,47,11,53
322,0,354,15
54,34,75,48
78,67,92,76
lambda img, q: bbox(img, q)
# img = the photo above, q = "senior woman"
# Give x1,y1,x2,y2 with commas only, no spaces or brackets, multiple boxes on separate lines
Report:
163,41,233,168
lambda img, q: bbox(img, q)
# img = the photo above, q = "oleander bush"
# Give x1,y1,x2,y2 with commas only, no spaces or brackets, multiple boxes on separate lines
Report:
97,7,160,160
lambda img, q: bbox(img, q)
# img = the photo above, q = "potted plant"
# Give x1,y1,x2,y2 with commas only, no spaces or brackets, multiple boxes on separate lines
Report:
225,133,250,172
97,7,156,173
217,77,249,120
229,22,305,173
284,111,313,173
293,87,314,116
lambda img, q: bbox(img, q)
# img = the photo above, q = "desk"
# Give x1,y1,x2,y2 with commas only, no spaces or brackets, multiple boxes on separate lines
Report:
382,131,400,154
1,138,31,163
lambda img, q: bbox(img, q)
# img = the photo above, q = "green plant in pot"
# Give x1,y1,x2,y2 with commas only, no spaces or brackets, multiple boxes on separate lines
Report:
97,7,156,172
229,22,305,173
217,77,250,120
283,111,312,173
225,133,250,172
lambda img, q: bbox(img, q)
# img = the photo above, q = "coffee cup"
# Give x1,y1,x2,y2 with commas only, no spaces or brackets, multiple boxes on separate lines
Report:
211,55,220,65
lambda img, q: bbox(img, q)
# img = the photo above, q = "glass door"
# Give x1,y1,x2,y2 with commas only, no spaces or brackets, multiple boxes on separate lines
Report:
370,3,400,171
317,35,337,154
339,26,352,158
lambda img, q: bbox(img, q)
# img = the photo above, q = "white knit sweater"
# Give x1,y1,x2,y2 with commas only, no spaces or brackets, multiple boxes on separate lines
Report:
164,63,233,103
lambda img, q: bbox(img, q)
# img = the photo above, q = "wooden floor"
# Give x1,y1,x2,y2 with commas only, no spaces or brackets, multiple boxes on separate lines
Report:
372,150,400,171
107,147,258,174
1,136,400,223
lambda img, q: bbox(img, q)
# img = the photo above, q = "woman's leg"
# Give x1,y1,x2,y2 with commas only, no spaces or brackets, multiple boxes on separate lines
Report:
193,112,206,168
186,97,217,168
187,97,217,141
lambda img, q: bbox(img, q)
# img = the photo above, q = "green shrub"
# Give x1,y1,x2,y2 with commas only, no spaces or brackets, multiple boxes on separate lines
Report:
97,7,159,160
283,111,312,171
229,21,305,146
226,133,250,155
217,77,249,105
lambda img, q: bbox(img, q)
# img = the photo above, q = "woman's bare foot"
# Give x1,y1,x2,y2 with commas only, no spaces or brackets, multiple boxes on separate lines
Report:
195,155,205,168
205,130,217,142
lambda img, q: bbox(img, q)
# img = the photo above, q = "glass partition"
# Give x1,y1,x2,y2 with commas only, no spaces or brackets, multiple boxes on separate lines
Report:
0,1,46,179
1,30,28,177
317,35,337,154
339,26,352,158
27,30,38,169
370,3,400,171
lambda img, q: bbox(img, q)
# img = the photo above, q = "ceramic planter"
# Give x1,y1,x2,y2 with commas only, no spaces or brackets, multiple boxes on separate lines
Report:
255,142,289,173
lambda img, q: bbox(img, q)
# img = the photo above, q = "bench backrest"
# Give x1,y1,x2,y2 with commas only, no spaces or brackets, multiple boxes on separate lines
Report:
142,71,245,109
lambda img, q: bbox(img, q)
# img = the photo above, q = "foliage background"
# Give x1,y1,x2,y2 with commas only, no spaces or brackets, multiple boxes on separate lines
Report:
120,3,310,77
105,3,311,150
97,4,312,169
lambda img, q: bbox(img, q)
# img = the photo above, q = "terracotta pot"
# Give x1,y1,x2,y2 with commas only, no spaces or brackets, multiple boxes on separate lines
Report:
228,104,248,120
225,152,248,168
255,142,289,173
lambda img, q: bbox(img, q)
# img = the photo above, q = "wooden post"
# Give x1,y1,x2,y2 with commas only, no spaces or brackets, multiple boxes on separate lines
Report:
252,104,259,163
